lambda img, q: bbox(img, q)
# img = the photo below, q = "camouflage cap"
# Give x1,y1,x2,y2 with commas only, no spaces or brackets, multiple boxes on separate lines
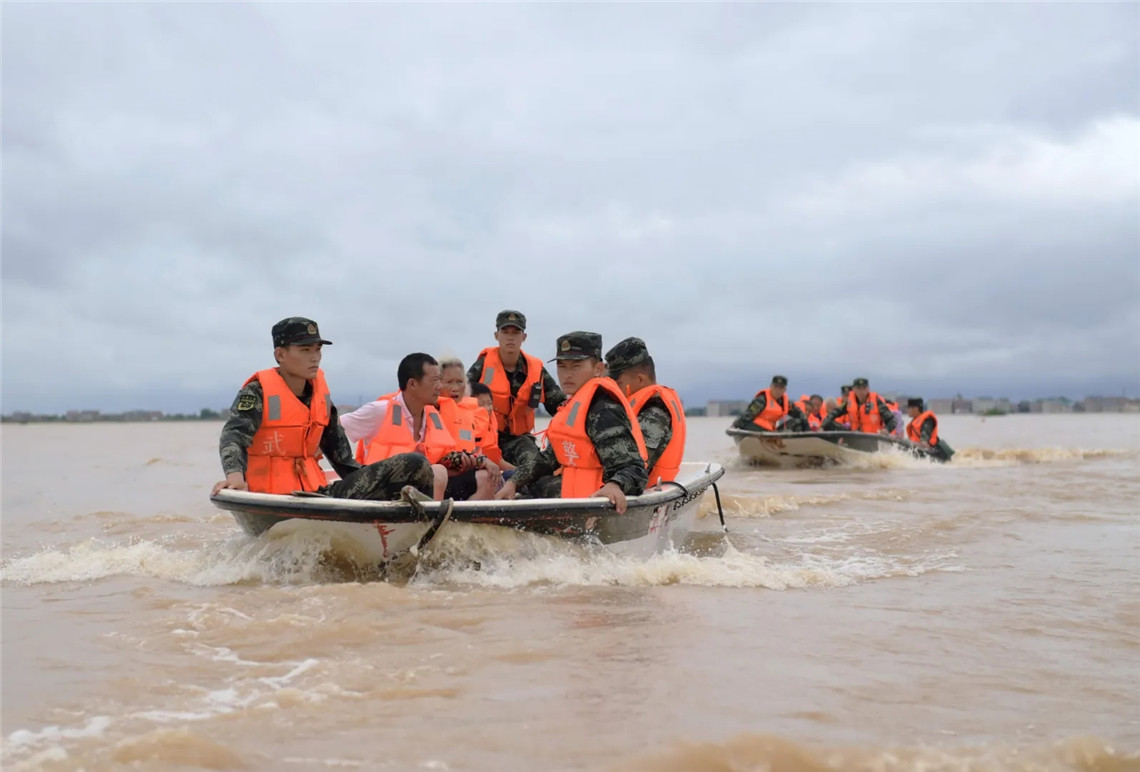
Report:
852,377,870,388
272,317,332,348
549,331,602,362
771,374,788,387
495,310,527,331
907,397,924,409
604,337,651,377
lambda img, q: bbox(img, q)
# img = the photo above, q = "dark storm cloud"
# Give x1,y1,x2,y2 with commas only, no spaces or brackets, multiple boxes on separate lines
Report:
2,2,1137,413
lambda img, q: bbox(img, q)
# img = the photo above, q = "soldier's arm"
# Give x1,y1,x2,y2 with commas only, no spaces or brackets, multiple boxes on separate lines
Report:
540,365,568,414
879,400,899,433
821,400,848,430
466,353,486,387
587,393,648,496
219,383,263,476
920,417,936,445
320,403,362,478
507,444,558,491
731,393,767,429
637,399,673,479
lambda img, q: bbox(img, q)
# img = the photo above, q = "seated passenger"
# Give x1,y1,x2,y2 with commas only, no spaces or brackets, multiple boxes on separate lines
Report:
604,337,686,486
339,353,484,500
905,397,955,462
212,317,433,500
494,332,648,513
469,382,511,470
822,377,899,434
732,375,810,432
435,357,502,499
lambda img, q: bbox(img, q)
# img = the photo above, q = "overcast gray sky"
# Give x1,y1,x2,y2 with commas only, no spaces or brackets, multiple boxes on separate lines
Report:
3,3,1138,413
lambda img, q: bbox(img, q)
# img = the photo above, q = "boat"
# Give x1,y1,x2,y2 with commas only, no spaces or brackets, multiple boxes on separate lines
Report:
726,428,929,468
210,461,726,564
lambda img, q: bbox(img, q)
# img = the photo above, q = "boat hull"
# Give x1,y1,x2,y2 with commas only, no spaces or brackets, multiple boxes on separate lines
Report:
727,428,923,468
211,462,725,562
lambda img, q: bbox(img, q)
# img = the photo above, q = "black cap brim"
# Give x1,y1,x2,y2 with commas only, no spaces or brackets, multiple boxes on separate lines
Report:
286,337,333,346
548,353,592,362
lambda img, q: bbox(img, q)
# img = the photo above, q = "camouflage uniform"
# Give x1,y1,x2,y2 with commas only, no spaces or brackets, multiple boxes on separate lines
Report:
509,332,648,498
908,406,955,462
218,317,434,499
732,376,810,432
466,310,567,468
603,336,673,474
635,398,673,474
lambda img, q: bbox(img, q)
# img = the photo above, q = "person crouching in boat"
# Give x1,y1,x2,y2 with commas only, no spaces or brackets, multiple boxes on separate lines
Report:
795,394,826,431
604,337,686,487
469,382,507,470
822,377,899,435
494,332,648,514
905,397,955,462
435,357,504,498
466,309,568,470
732,375,811,433
211,318,434,501
340,353,487,501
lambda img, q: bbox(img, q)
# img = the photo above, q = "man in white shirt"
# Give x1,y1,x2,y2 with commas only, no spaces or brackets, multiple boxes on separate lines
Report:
341,353,486,500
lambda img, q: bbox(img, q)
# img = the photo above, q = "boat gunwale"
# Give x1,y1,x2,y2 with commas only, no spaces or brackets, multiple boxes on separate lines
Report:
210,462,725,524
725,427,918,452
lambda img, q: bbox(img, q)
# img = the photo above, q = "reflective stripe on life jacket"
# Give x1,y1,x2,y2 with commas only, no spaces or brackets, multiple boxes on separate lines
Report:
750,388,789,431
845,392,885,433
244,368,330,494
906,411,939,446
547,377,648,499
436,395,479,453
477,347,545,436
628,384,686,484
357,397,456,464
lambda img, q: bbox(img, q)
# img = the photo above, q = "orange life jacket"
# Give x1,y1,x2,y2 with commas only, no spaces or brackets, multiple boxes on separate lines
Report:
473,406,502,464
750,388,790,431
477,347,545,436
436,395,479,453
804,402,825,430
628,383,686,484
845,392,885,433
547,377,648,499
794,398,821,430
243,368,330,494
356,396,456,465
906,411,939,446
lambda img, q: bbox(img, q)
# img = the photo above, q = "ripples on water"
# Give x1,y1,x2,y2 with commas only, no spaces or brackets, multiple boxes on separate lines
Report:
2,417,1138,770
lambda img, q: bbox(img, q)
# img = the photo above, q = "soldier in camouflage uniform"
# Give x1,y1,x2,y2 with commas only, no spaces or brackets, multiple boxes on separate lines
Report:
494,332,648,513
732,375,812,432
466,310,567,469
822,376,899,434
604,337,677,478
211,317,434,500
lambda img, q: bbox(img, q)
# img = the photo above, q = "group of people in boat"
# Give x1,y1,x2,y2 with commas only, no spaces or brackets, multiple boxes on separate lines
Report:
211,310,686,512
732,374,955,462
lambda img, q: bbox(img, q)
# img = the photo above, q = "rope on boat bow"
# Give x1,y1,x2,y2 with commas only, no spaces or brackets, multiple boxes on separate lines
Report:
711,482,727,533
656,479,727,534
